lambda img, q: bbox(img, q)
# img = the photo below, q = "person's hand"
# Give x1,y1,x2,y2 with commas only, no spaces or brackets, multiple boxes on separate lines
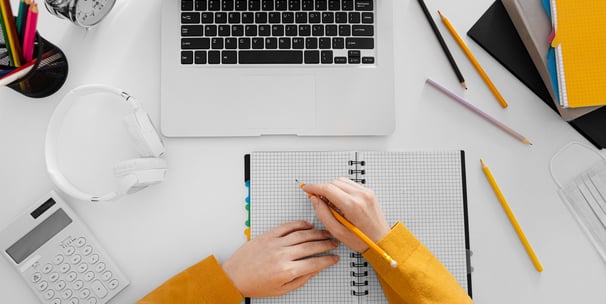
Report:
222,221,340,298
303,177,390,253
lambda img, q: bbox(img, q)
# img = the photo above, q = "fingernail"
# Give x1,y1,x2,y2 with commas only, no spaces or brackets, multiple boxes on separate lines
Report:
331,238,340,247
322,230,331,238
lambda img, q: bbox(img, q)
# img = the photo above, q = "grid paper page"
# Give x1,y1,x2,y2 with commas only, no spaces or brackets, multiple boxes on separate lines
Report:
361,151,470,292
250,152,387,303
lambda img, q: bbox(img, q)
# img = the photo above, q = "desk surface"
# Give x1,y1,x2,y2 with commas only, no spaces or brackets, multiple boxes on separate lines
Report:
1,0,605,303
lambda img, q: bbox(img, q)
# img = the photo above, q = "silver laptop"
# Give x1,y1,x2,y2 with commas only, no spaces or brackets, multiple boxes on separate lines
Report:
160,0,394,136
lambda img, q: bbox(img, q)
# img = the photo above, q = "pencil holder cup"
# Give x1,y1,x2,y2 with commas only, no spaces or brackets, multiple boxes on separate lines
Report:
0,33,68,98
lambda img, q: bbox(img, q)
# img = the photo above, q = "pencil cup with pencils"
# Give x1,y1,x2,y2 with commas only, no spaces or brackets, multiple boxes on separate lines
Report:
0,32,68,98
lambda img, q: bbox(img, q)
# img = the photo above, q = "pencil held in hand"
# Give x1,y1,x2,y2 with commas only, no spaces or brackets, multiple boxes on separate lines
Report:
296,180,398,268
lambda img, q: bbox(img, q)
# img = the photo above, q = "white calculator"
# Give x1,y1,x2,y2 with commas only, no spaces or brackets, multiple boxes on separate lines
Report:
0,192,129,304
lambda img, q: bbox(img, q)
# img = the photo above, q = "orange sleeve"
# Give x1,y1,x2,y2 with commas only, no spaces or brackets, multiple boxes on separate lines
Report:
363,222,472,304
137,255,244,304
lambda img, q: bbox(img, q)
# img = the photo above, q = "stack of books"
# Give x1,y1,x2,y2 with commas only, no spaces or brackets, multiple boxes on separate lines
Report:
467,0,606,148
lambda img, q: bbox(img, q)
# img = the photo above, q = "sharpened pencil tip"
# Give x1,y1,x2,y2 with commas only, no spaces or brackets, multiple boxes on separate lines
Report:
461,82,468,90
437,10,444,19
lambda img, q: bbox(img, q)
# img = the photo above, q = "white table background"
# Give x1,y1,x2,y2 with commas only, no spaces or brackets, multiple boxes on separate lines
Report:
1,0,606,303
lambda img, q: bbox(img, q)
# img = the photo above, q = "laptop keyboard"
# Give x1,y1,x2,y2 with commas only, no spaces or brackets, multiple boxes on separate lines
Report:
180,0,376,64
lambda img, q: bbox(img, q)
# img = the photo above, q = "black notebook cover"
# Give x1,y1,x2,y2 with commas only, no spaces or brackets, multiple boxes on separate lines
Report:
467,0,606,149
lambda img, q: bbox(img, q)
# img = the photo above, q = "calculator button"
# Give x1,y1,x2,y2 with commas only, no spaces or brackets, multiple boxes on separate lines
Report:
108,279,119,290
84,271,95,281
43,263,53,273
70,255,82,264
80,288,91,298
69,298,79,304
51,298,61,304
73,280,84,290
82,246,93,256
78,263,89,273
56,280,66,290
65,247,76,256
66,272,77,282
37,281,48,291
62,289,73,299
44,289,55,299
95,263,106,273
87,298,98,304
101,271,112,281
54,255,65,264
32,272,41,282
49,272,60,282
88,254,99,264
60,264,71,273
91,280,108,298
75,237,86,247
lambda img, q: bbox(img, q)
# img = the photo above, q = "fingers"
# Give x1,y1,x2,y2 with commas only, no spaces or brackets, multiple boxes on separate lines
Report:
310,196,352,242
281,228,331,246
268,221,313,238
303,181,353,212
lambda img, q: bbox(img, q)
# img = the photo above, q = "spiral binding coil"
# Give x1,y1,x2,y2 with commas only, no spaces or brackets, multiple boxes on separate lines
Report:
348,158,368,296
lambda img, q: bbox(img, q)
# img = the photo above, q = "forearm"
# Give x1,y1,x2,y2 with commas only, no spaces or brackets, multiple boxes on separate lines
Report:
363,222,472,304
137,255,243,304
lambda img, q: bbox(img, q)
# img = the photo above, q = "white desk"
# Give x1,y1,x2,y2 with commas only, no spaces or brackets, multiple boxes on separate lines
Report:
1,0,605,303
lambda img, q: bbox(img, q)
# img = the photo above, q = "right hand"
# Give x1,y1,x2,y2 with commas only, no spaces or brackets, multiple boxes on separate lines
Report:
303,178,391,253
222,221,340,298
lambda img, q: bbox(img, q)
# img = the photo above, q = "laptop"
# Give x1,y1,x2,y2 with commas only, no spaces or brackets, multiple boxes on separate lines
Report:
160,0,395,136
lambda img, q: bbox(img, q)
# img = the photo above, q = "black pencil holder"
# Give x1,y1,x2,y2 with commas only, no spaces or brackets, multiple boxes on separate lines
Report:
0,33,68,98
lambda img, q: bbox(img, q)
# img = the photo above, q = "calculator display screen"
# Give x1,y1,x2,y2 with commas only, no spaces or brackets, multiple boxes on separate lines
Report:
6,209,72,264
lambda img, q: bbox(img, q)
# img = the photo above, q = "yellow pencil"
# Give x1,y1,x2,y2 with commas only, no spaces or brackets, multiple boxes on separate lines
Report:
296,180,398,268
438,10,508,108
480,159,543,272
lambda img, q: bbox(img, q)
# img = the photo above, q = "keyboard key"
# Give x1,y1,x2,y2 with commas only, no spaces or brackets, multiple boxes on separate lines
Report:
326,24,337,36
295,12,307,23
265,38,278,49
235,0,247,10
332,37,344,48
342,0,354,10
211,37,224,49
355,0,373,11
304,50,320,63
245,25,258,36
338,25,350,36
215,12,227,23
91,280,108,298
238,37,251,49
259,25,271,36
204,25,217,36
305,37,318,49
225,37,238,49
195,0,207,10
362,56,375,64
201,12,213,23
239,51,303,63
276,0,288,10
195,51,207,63
182,0,194,11
228,12,240,23
352,25,373,36
208,0,220,10
292,37,305,49
321,50,333,63
218,24,230,36
272,25,285,36
322,12,334,23
249,0,261,10
242,12,254,23
286,25,298,36
335,12,347,23
182,25,204,36
348,12,360,23
334,56,347,64
312,25,324,36
319,37,331,49
208,51,221,63
289,0,301,10
328,0,340,10
262,0,274,11
309,12,321,23
302,0,314,10
361,12,373,23
316,0,328,10
348,56,360,64
345,37,373,49
222,51,237,63
182,12,200,23
252,37,264,49
232,24,244,35
279,37,291,49
182,38,210,49
269,12,281,23
255,12,268,23
299,25,311,36
222,0,234,10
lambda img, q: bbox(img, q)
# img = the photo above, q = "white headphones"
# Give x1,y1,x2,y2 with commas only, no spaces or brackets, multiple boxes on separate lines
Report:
45,84,168,202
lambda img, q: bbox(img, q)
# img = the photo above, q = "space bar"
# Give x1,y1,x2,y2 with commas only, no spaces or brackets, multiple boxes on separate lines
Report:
239,51,303,64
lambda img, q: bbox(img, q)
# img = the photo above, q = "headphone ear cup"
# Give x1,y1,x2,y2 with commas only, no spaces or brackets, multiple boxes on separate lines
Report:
114,158,168,195
123,109,165,158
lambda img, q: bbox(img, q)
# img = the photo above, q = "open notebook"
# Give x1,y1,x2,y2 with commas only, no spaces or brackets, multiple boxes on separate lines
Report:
245,151,472,303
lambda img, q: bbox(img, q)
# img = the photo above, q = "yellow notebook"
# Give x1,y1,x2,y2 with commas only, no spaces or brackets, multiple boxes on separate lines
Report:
551,0,606,108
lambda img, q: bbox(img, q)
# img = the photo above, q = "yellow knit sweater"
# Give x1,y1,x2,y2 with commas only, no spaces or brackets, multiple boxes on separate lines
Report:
138,222,472,304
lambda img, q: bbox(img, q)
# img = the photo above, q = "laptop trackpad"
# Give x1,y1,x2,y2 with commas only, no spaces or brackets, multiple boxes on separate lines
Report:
238,75,315,134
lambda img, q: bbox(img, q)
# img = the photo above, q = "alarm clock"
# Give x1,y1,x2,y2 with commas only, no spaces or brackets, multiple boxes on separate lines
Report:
44,0,116,28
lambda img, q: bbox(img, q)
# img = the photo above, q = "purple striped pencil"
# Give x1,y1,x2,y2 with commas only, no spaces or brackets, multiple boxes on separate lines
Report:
426,78,531,145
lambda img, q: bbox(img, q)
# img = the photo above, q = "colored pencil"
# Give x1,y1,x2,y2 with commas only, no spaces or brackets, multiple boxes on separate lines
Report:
0,62,32,86
16,0,30,43
438,10,508,108
296,180,398,268
426,78,531,145
417,0,466,89
480,159,543,272
0,4,13,65
21,2,37,61
0,0,22,66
